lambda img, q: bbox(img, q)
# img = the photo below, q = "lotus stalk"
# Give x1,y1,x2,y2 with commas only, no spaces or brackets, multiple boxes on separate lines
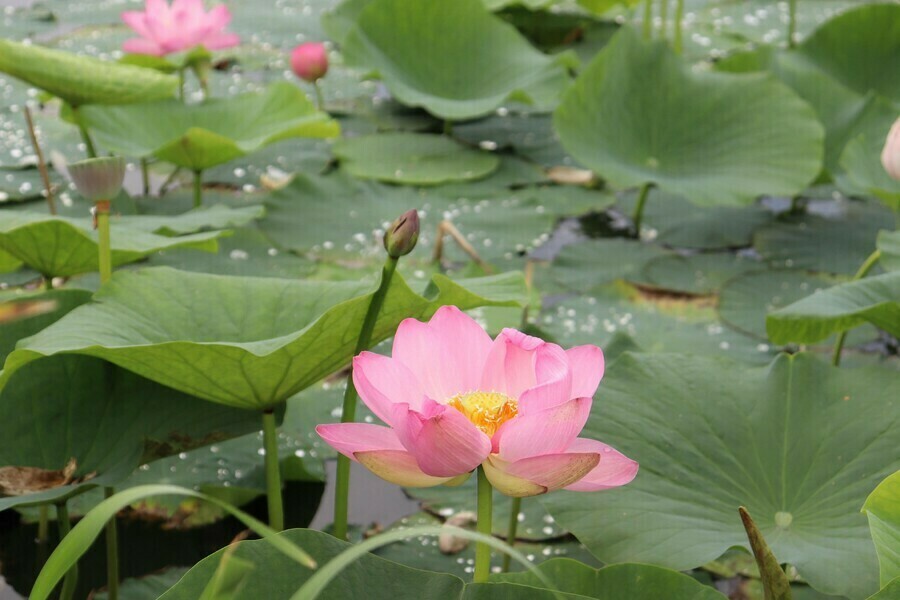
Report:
788,0,798,48
474,467,493,582
642,0,653,38
500,496,521,572
261,409,285,531
673,0,685,53
831,248,882,366
193,169,203,208
632,182,652,237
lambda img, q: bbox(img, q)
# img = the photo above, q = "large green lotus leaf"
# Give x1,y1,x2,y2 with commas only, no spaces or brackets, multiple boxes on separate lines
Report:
766,271,900,344
117,205,265,235
491,558,726,599
0,266,525,409
551,239,669,293
642,253,759,296
159,528,465,600
863,471,900,586
0,39,177,106
341,0,570,120
842,133,900,211
879,231,900,272
0,212,223,278
543,352,899,599
333,133,500,185
93,568,189,600
554,27,823,206
868,578,900,600
0,355,261,511
79,82,339,171
453,114,572,169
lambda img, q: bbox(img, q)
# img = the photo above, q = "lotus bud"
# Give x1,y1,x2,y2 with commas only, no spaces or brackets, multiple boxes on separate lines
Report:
881,118,900,181
291,43,329,83
68,156,126,202
383,209,419,258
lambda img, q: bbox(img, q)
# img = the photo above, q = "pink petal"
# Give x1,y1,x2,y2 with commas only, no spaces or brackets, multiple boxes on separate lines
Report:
392,306,493,402
122,37,165,56
204,4,233,29
200,32,240,50
517,343,572,414
356,450,453,487
485,452,600,497
352,351,425,425
566,345,604,399
392,399,491,478
494,397,592,461
563,438,639,492
479,328,542,399
315,422,404,459
482,456,546,497
121,11,152,38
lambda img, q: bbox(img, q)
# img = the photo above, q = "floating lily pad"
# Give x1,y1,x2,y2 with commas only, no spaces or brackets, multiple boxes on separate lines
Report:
0,38,177,106
342,0,570,120
79,82,339,171
554,28,823,206
767,271,900,344
453,113,572,168
551,239,669,292
542,352,899,599
642,253,759,295
118,205,265,235
333,133,500,185
0,212,223,278
0,266,525,409
863,471,900,586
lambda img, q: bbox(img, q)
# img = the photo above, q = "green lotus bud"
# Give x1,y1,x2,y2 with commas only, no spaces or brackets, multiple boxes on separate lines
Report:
383,209,419,258
68,156,126,202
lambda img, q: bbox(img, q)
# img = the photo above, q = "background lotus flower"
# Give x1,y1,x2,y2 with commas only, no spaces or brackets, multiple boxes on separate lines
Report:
122,0,240,56
317,306,638,497
291,42,329,83
881,117,900,181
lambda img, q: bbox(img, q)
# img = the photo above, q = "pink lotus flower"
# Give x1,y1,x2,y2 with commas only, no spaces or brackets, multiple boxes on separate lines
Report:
122,0,240,57
291,43,329,83
881,118,900,181
317,306,638,497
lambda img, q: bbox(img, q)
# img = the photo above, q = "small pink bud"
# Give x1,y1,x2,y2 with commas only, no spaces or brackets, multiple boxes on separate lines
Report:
881,118,900,181
383,209,419,258
291,43,329,83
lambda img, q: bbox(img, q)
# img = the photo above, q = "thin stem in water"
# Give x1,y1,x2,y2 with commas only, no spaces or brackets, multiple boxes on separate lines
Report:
192,170,203,208
140,158,150,196
500,496,521,573
333,256,400,540
474,467,493,583
96,200,112,284
659,0,669,37
104,487,119,600
262,409,285,531
831,249,882,366
642,0,653,38
178,68,186,101
56,503,78,600
314,81,325,110
673,0,685,53
75,112,98,159
788,0,798,48
24,106,56,215
444,119,453,136
632,183,652,237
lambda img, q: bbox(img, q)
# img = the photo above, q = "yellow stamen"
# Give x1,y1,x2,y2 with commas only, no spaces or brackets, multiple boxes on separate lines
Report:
448,391,518,436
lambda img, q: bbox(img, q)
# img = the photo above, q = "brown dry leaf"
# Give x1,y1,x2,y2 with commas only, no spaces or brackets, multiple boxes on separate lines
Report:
0,457,78,496
0,299,58,324
546,166,595,185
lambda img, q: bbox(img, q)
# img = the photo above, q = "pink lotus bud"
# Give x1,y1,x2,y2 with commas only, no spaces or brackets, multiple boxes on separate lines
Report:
383,209,419,258
881,118,900,181
291,43,328,83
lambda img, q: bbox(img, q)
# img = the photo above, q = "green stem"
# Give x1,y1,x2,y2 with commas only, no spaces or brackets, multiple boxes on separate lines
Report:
444,119,453,136
140,158,150,196
104,487,119,600
96,201,112,284
831,249,882,366
474,467,493,583
788,0,797,48
333,256,400,540
75,111,97,159
56,503,78,600
673,0,685,53
178,68,185,101
659,0,669,37
500,496,521,573
192,170,203,208
632,183,652,237
314,81,325,110
160,166,183,195
36,504,50,569
642,0,653,39
262,409,284,531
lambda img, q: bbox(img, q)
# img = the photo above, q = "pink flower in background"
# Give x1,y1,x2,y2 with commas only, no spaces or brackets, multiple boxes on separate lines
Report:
291,43,329,83
121,0,240,56
317,306,638,497
881,117,900,181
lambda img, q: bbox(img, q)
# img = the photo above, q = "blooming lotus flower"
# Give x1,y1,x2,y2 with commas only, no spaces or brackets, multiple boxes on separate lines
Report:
290,43,329,83
317,306,638,497
881,118,900,181
122,0,240,56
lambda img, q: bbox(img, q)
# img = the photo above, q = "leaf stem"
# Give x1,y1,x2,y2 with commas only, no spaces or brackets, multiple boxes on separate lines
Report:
632,183,652,237
96,200,112,284
642,0,653,39
192,170,203,208
56,503,78,600
659,0,669,38
500,496,520,573
140,158,150,197
788,0,798,48
333,255,400,540
673,0,685,54
104,487,119,600
178,68,185,101
444,119,453,136
314,81,325,111
831,249,882,366
74,107,97,159
474,467,493,583
24,106,56,215
262,409,285,532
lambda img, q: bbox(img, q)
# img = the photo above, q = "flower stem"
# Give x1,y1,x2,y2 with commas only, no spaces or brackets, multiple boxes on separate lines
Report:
659,0,669,36
333,256,400,540
56,503,78,600
444,119,453,136
178,68,185,101
140,158,150,196
642,0,653,38
24,106,56,215
96,200,112,285
632,183,652,237
104,487,119,600
192,170,203,208
673,0,685,53
832,249,882,366
788,0,797,48
314,81,325,110
262,409,285,531
500,496,520,573
474,467,493,583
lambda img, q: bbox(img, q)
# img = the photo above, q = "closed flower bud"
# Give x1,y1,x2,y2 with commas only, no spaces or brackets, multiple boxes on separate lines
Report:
68,156,126,202
291,43,328,83
383,209,419,258
881,118,900,181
